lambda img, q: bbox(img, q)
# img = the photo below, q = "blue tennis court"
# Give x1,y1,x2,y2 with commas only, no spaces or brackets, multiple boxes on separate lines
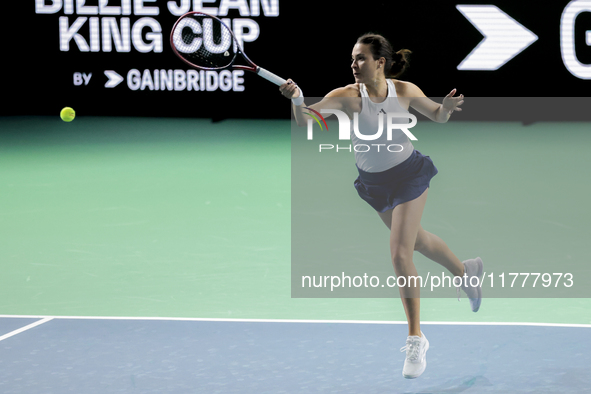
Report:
1,316,590,393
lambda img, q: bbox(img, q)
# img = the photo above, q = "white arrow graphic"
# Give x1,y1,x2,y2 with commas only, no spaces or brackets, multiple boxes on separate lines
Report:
457,5,538,70
104,70,123,88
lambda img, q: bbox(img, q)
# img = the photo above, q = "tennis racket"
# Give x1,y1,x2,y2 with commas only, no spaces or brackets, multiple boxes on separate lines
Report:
170,12,287,86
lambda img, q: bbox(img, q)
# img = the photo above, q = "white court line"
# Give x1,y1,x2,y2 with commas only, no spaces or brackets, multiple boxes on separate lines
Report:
0,317,53,342
0,315,590,328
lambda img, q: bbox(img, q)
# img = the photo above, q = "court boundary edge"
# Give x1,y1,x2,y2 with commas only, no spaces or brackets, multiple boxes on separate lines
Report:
0,315,590,328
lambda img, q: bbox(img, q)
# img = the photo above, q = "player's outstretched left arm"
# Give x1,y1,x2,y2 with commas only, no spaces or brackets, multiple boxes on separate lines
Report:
406,82,464,123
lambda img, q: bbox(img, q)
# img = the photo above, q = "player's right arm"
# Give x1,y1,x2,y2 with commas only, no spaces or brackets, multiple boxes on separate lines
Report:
279,80,358,127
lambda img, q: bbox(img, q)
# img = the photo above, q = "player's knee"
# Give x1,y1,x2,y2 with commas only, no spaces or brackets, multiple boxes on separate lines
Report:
391,249,413,269
414,228,428,253
413,237,422,252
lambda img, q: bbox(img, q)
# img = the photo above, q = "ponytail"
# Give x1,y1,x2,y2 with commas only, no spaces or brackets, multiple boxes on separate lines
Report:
356,33,412,78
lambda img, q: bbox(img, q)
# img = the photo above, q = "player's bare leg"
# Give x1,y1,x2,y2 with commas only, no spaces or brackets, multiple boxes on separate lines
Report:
378,197,483,312
378,207,464,278
381,188,429,337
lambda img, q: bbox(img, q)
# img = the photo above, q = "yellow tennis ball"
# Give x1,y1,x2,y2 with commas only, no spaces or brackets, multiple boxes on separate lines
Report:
60,107,76,122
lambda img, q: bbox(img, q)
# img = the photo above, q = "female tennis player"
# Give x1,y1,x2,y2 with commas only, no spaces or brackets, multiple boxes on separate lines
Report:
279,33,483,379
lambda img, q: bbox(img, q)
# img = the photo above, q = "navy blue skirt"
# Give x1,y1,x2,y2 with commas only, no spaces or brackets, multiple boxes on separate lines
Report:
353,149,438,213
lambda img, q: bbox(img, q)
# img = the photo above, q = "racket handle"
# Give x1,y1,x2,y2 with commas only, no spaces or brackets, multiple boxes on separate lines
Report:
256,67,287,86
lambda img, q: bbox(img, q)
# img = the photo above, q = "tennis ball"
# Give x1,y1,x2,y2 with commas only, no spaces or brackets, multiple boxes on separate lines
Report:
60,107,76,122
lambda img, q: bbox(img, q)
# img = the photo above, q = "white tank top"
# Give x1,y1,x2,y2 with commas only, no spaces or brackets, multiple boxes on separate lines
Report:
352,79,414,172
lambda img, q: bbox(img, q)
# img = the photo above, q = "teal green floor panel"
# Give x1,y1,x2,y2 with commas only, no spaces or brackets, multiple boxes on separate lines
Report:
1,117,590,325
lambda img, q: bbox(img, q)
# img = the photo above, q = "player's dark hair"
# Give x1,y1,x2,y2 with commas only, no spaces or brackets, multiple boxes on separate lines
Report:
356,33,412,78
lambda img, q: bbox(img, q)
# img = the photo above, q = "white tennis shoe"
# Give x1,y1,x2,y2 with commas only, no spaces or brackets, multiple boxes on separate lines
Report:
400,331,429,379
457,257,484,312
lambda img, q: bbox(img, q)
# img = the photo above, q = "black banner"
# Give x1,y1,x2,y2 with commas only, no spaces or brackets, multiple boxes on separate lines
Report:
4,1,591,120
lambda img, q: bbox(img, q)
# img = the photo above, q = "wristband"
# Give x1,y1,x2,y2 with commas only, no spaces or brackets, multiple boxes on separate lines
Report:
291,87,304,106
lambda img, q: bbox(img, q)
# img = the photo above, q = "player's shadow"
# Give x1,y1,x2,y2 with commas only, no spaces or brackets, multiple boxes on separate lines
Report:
403,374,492,394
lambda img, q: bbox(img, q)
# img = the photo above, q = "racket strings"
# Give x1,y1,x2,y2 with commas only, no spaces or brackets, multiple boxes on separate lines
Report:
172,14,236,70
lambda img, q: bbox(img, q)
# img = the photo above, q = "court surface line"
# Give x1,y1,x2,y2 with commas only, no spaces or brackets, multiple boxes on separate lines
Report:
0,315,590,328
0,317,54,342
